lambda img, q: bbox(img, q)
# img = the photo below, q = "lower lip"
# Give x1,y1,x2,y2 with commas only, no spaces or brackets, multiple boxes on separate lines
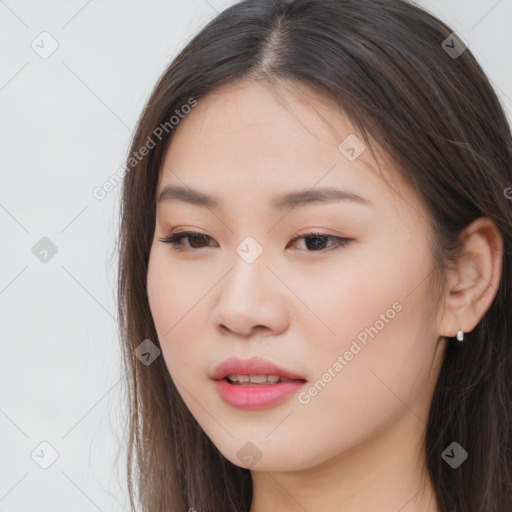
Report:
214,378,306,409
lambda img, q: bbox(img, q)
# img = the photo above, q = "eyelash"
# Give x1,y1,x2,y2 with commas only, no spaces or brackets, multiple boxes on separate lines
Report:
159,230,351,253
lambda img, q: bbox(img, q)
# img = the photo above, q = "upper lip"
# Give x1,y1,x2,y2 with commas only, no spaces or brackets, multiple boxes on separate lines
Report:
212,356,307,381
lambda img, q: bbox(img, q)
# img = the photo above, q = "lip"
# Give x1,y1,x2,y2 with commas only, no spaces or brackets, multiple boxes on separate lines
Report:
211,356,307,410
214,379,306,409
211,356,306,382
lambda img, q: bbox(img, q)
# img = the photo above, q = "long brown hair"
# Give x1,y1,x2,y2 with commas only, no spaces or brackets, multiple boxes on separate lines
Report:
116,1,512,510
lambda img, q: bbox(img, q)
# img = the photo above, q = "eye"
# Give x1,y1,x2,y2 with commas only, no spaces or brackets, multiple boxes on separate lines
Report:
159,230,351,252
159,231,217,250
289,232,351,251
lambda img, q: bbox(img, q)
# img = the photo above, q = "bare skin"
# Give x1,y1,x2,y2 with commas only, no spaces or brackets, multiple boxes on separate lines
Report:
146,79,503,512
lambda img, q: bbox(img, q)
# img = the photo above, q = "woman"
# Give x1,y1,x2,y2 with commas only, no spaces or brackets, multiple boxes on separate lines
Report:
116,0,512,510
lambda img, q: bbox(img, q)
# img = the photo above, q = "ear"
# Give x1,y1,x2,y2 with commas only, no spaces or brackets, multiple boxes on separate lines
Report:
438,217,503,338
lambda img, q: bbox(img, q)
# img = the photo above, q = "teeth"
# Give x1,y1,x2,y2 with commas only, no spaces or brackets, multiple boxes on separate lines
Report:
248,374,270,384
226,374,293,385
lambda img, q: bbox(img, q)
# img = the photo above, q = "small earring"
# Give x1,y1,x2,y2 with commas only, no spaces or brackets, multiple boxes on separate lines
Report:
456,329,465,342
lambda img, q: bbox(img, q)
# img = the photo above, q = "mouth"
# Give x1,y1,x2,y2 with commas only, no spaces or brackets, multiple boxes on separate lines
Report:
211,356,307,383
211,357,307,409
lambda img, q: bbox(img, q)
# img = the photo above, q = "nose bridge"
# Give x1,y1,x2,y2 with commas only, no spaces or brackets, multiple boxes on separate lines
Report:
211,235,288,335
224,235,269,301
235,234,266,266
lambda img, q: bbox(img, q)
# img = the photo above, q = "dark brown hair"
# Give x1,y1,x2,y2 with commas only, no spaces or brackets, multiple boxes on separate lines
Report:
116,0,512,510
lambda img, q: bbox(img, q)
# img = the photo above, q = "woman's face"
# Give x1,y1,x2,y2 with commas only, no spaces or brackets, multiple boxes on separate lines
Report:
147,79,447,471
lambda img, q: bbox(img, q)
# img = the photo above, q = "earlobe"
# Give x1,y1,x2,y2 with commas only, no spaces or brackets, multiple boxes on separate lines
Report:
437,217,503,339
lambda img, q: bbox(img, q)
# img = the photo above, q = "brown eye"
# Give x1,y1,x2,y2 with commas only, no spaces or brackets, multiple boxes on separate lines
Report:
289,233,351,252
159,231,217,250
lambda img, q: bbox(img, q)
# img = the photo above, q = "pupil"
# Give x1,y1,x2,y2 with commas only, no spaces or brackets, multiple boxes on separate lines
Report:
306,235,326,250
190,234,209,248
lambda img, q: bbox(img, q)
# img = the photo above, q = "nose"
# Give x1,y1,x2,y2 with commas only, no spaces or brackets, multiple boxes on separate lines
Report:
210,254,290,338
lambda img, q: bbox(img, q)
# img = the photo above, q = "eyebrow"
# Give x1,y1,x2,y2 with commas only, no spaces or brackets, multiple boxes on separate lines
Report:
156,185,373,210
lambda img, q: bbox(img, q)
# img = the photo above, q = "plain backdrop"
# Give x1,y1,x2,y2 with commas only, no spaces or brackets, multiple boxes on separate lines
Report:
0,1,511,510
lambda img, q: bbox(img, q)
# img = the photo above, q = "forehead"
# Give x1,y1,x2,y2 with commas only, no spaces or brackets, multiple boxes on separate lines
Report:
157,79,417,220
165,79,356,164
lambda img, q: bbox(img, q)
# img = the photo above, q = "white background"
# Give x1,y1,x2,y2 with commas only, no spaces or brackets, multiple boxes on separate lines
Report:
0,1,511,510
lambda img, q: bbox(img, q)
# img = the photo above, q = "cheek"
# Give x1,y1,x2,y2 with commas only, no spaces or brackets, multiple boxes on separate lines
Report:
288,284,435,465
299,239,435,399
147,248,200,333
146,249,212,376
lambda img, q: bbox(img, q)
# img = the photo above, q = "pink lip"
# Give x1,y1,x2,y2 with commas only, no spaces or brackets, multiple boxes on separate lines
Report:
211,357,307,410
